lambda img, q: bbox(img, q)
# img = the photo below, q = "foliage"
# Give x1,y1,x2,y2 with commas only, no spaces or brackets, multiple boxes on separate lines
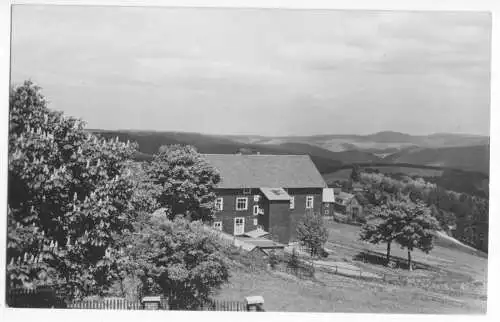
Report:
7,81,139,298
357,171,488,251
394,201,440,270
360,197,409,263
268,250,279,270
120,215,230,309
360,194,439,270
296,212,329,257
350,164,361,182
146,145,221,221
287,249,301,273
429,204,456,230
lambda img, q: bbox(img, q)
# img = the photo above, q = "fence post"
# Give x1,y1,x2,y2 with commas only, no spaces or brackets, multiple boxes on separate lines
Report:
245,296,264,312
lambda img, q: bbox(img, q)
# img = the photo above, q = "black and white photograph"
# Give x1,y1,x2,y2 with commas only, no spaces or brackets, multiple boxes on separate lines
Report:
1,0,496,318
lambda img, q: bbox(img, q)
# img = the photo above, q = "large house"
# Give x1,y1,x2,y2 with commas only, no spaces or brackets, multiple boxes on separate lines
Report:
203,154,329,244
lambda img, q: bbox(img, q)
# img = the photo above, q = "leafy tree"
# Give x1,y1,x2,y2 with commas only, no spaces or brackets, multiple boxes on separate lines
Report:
296,212,328,257
360,198,408,264
350,164,361,182
120,214,230,309
147,145,221,221
7,81,140,298
395,201,440,271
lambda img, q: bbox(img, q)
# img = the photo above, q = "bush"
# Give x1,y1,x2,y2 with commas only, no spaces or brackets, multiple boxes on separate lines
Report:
121,216,230,310
296,212,329,257
268,250,279,270
287,249,300,272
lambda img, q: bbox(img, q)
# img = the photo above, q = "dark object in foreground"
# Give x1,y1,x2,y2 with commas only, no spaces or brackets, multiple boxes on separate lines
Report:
7,286,67,308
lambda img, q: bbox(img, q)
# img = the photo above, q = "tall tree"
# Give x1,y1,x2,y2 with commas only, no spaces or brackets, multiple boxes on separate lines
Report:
395,201,440,271
296,212,329,257
147,145,221,221
7,81,139,298
360,198,408,264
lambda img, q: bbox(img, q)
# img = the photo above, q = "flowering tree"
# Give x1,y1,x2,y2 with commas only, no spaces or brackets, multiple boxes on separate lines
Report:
7,81,140,298
147,145,221,221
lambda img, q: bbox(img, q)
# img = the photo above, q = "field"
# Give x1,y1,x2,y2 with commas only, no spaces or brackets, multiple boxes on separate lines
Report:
214,221,488,313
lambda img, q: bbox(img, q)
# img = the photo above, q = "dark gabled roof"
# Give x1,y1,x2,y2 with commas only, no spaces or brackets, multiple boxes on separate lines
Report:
202,154,327,189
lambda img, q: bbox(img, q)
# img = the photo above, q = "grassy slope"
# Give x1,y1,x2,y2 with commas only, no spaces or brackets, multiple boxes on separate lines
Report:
214,221,487,313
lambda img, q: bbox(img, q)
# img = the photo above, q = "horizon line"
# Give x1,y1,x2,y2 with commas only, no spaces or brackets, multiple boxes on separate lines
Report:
86,128,490,138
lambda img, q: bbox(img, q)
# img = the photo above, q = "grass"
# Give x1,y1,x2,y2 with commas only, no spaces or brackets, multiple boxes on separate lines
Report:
213,221,487,313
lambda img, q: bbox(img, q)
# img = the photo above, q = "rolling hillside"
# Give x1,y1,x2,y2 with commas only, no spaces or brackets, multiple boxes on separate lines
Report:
90,130,345,173
385,145,490,175
228,131,488,153
90,129,489,175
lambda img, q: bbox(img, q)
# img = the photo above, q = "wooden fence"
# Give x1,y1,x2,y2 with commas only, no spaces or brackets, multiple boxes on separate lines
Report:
7,286,250,311
67,298,249,311
67,298,145,310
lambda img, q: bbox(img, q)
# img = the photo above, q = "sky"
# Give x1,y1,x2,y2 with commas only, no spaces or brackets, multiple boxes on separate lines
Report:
10,6,492,136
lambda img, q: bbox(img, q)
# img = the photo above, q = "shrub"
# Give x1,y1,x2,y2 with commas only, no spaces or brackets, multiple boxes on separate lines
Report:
121,216,230,310
268,250,279,270
296,212,329,257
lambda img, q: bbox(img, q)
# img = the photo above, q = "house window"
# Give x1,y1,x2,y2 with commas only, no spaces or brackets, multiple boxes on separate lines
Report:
215,197,224,211
290,196,295,209
243,188,251,195
253,218,258,226
234,217,245,235
236,197,248,211
253,195,260,202
306,196,314,209
213,221,223,231
253,205,260,216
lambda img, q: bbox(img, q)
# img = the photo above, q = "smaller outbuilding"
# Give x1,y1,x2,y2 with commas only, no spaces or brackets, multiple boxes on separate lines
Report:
334,191,363,222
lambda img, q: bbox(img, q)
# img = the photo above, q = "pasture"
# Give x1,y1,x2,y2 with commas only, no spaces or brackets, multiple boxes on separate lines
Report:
214,221,487,313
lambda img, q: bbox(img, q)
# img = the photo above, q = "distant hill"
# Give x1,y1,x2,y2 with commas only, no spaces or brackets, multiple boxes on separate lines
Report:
227,131,489,154
90,130,345,173
385,145,490,175
90,129,489,175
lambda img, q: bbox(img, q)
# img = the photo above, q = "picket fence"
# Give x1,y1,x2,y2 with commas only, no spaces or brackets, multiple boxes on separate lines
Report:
67,298,248,311
7,286,250,311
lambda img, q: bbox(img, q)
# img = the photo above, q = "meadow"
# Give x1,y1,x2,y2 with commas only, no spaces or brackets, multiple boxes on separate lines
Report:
214,221,487,313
